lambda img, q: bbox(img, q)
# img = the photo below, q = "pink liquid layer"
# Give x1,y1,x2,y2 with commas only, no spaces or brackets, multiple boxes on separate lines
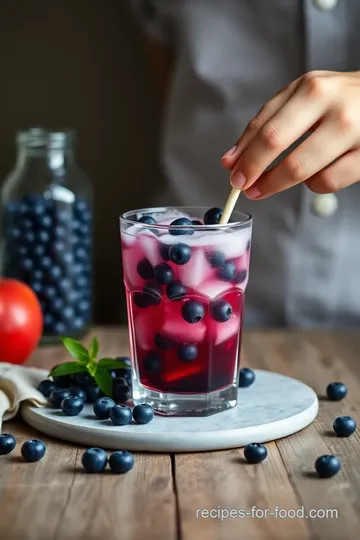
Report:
122,224,250,395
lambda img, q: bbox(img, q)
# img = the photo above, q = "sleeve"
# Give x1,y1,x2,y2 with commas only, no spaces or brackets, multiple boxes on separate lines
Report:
129,0,174,45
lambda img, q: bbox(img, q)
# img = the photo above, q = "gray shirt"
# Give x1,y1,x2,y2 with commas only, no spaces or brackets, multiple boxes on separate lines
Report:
131,0,360,329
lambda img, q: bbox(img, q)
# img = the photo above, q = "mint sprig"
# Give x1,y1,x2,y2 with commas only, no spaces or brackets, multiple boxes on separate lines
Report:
49,336,130,397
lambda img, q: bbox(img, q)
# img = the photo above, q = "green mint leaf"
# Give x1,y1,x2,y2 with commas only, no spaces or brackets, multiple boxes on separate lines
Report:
94,367,114,397
97,358,130,370
61,337,89,363
89,337,99,360
87,363,97,378
50,362,88,377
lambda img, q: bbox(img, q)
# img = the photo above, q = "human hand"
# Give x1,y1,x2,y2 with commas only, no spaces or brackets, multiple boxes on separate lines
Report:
221,71,360,199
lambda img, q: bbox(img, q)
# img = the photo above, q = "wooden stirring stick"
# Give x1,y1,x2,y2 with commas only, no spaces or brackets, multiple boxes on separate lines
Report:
219,187,241,224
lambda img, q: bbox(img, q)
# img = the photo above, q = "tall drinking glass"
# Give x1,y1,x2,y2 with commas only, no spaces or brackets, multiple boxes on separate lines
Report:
120,207,252,416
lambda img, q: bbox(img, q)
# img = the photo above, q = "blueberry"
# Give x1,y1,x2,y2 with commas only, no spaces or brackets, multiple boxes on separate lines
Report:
110,405,132,425
137,259,154,280
49,385,70,406
239,368,255,388
191,219,202,225
315,455,341,478
178,344,198,362
23,230,35,245
166,280,186,301
0,433,16,455
21,440,46,462
69,386,87,403
52,297,65,314
169,217,194,236
20,258,34,272
49,265,62,280
132,404,154,424
155,332,174,350
9,228,21,241
77,300,90,315
93,397,115,419
169,243,191,265
211,300,232,322
139,215,156,225
37,214,52,229
53,321,67,335
21,217,33,230
154,263,174,285
217,261,236,282
42,285,57,301
142,282,162,306
235,269,247,283
207,250,225,268
333,416,356,437
86,384,102,403
204,207,223,225
160,244,170,261
73,371,93,387
61,396,84,416
181,300,205,323
37,379,56,398
73,316,87,330
113,377,128,388
63,306,76,322
32,244,46,259
143,351,163,373
326,382,347,401
109,451,134,474
37,230,50,245
33,268,44,280
113,384,131,403
81,448,108,473
40,256,53,271
244,443,267,463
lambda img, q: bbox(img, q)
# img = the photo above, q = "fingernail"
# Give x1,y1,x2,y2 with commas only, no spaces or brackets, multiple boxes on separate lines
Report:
245,185,262,199
230,171,246,189
221,145,236,159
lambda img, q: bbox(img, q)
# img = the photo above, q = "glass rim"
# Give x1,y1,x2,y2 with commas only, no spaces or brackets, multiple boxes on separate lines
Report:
120,206,252,231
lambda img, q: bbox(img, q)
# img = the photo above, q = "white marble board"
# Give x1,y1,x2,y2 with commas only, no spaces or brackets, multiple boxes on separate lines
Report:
21,369,318,452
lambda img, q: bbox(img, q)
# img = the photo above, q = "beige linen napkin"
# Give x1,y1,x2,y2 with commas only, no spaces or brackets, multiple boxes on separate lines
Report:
0,363,48,431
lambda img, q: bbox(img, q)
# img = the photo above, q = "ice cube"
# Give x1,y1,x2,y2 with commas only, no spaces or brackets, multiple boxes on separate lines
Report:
138,230,162,267
214,315,240,345
122,247,145,289
197,278,231,299
134,310,157,351
177,249,210,288
162,310,206,343
121,226,139,248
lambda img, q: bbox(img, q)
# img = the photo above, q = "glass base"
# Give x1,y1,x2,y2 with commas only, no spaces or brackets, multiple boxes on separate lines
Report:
132,380,238,417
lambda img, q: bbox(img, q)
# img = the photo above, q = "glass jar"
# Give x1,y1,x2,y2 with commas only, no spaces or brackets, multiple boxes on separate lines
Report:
0,127,93,344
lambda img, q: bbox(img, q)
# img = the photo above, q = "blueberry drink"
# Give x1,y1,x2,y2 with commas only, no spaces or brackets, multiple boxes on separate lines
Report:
120,206,252,416
0,128,92,343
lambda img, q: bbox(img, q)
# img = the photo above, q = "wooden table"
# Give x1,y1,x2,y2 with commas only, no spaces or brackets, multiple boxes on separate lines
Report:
1,327,360,540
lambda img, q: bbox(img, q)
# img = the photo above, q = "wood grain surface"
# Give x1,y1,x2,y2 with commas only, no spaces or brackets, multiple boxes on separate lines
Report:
1,326,359,540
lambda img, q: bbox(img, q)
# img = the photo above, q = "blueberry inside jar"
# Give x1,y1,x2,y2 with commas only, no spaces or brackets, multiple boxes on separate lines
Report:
0,128,93,344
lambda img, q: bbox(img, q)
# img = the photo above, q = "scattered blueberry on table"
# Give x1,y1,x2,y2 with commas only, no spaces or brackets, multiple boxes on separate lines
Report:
315,455,341,478
333,416,356,437
21,440,46,462
132,404,154,425
110,405,132,426
85,384,103,403
0,433,16,455
243,443,268,463
81,448,108,473
326,382,347,401
239,368,255,388
93,397,115,419
61,396,84,416
109,451,135,474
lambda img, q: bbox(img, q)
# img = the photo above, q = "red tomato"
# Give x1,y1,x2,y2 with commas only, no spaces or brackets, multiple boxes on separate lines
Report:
0,279,43,364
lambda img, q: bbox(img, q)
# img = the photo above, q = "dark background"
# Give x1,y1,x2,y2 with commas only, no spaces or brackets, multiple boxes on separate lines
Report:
0,0,163,324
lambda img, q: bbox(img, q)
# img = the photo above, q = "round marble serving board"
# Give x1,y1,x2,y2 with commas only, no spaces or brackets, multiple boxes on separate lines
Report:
21,369,318,452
